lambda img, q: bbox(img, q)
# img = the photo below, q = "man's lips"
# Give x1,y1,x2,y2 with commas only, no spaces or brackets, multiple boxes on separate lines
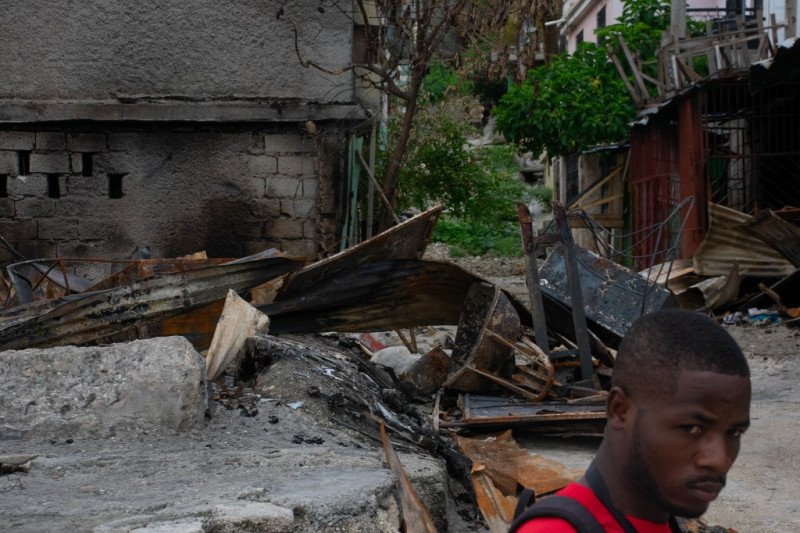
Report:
688,481,724,502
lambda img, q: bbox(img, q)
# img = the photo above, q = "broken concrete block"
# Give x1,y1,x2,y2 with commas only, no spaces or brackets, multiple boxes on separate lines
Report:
400,452,449,533
207,501,294,532
371,346,421,376
130,519,205,533
0,337,207,440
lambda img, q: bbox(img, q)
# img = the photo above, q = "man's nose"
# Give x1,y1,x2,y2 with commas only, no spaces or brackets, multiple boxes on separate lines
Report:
696,434,732,473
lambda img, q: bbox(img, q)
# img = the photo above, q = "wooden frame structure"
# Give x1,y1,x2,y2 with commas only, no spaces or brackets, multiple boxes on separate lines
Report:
610,12,785,107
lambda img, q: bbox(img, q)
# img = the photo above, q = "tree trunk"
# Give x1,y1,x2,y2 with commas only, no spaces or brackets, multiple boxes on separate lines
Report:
378,72,424,230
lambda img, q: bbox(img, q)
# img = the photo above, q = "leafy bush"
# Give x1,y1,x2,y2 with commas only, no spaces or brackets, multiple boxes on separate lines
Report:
432,217,523,257
531,185,553,211
493,0,697,158
493,44,634,158
379,106,530,256
421,63,473,103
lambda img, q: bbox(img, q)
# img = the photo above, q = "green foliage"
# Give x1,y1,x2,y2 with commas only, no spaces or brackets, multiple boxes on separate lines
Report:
394,110,481,218
531,185,553,211
597,2,669,59
492,0,688,158
493,44,634,157
378,108,530,256
432,217,523,257
421,63,473,103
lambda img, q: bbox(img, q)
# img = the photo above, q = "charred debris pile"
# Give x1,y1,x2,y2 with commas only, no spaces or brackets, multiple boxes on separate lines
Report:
0,203,793,532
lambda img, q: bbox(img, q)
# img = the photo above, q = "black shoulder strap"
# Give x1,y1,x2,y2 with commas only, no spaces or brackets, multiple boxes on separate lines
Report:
508,495,605,533
586,462,682,533
585,462,638,533
512,487,536,521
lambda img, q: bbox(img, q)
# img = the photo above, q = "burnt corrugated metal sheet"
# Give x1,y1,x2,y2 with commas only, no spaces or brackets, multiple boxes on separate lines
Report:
744,209,800,267
276,205,442,297
538,245,677,343
264,259,488,333
0,255,303,350
445,283,520,393
451,395,606,434
693,203,796,277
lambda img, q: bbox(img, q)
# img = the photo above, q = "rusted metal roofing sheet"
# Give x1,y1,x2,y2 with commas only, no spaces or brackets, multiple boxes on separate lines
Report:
458,430,577,531
694,203,796,277
264,259,490,333
379,424,437,533
0,255,303,350
453,395,606,433
744,208,800,267
276,205,442,298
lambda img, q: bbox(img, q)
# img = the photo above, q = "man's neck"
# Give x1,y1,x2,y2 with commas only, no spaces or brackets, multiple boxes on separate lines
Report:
592,444,671,523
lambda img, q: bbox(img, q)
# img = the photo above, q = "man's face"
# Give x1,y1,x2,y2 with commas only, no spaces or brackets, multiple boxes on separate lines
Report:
624,370,751,518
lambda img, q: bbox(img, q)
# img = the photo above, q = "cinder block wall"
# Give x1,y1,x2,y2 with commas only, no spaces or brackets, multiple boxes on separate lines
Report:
0,127,342,262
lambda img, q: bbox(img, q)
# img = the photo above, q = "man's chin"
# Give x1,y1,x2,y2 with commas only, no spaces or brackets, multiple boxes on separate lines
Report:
667,501,710,519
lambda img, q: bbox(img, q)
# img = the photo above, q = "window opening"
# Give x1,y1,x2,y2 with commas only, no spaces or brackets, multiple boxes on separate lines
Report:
47,174,61,198
17,151,30,175
108,173,124,199
82,153,93,177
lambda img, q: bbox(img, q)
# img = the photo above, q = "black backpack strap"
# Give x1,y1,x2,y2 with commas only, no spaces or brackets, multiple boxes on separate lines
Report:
508,495,605,533
512,488,536,522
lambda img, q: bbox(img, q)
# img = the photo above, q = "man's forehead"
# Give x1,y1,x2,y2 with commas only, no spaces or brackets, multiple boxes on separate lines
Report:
647,369,751,411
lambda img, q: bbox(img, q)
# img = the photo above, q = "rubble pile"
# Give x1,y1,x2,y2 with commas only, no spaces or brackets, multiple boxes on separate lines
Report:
1,203,796,531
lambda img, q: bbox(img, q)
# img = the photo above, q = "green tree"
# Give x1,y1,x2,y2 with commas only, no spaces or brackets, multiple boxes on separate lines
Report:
493,44,634,157
493,0,675,158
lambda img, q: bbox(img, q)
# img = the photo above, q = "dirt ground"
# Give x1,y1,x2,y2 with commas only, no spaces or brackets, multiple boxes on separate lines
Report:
1,247,797,532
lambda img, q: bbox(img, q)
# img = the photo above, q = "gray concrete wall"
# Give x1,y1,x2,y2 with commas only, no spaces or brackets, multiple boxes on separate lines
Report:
0,127,342,261
0,0,354,105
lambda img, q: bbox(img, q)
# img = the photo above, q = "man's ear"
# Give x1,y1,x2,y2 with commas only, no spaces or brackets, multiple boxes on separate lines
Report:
607,386,633,430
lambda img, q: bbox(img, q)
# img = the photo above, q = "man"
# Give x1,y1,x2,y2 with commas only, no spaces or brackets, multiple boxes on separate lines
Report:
511,309,751,532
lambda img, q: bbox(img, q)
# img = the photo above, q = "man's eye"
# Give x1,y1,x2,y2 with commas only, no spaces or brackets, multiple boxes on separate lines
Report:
682,425,703,435
729,428,747,438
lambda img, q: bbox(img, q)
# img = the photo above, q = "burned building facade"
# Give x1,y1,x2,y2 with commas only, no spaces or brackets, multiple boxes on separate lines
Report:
0,0,364,262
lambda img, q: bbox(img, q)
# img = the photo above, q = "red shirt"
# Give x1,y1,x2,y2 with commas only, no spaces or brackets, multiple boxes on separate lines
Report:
517,482,673,533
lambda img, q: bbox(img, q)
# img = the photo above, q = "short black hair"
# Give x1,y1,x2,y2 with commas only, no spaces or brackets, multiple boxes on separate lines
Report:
613,309,749,397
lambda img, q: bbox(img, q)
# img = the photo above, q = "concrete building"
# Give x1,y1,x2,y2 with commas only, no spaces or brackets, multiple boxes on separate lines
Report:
0,1,365,263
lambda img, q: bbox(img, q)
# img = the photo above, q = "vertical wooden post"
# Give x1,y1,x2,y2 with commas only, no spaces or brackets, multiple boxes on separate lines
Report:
671,0,687,39
366,122,377,239
787,0,797,39
552,203,594,383
677,96,706,259
516,203,550,356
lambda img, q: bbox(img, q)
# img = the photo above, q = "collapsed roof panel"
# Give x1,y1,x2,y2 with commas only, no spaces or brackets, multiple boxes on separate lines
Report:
0,255,303,350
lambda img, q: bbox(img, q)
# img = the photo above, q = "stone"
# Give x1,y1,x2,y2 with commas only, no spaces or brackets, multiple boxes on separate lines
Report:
208,501,294,532
0,150,17,173
29,153,70,174
277,155,315,176
264,134,309,154
0,337,207,440
35,132,67,151
130,519,205,533
37,218,79,240
0,131,34,150
371,346,421,376
66,133,106,152
246,155,278,176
